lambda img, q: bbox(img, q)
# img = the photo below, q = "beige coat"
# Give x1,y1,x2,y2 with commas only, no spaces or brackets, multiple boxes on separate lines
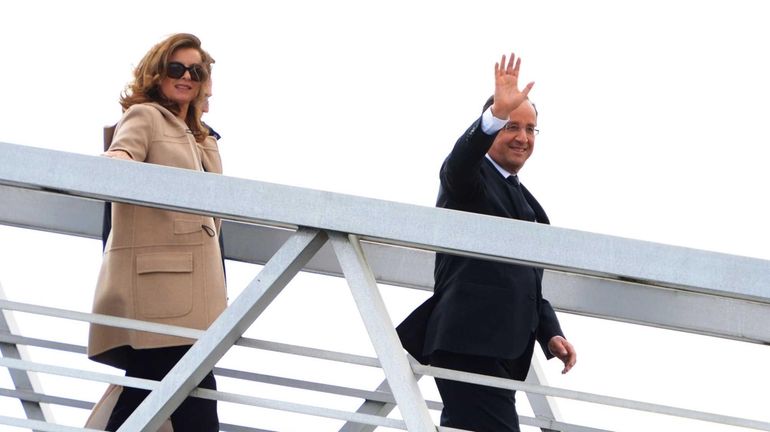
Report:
88,103,226,369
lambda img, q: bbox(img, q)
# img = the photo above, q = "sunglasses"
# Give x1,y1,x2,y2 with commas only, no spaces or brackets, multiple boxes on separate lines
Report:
166,62,207,82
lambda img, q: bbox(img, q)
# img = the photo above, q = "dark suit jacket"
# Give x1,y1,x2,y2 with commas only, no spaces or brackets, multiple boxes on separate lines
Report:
397,115,564,364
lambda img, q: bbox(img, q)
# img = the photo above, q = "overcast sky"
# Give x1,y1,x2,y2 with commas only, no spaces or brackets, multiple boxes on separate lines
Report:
1,1,769,431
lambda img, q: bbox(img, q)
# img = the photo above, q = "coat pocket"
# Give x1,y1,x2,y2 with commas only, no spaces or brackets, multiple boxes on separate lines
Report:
173,219,205,244
135,252,193,318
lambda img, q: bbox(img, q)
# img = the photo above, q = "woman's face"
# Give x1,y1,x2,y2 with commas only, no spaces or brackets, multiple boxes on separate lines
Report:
159,47,204,112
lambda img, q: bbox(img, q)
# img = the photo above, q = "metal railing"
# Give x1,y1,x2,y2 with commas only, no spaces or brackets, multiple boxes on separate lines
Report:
1,141,769,431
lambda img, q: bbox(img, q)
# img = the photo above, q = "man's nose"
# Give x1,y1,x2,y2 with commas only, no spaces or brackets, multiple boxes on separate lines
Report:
514,129,528,142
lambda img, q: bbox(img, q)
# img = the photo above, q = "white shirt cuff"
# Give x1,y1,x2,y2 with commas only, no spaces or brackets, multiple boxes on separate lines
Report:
481,107,508,135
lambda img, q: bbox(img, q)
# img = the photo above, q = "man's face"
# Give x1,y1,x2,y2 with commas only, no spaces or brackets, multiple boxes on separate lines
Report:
202,80,212,114
488,101,537,174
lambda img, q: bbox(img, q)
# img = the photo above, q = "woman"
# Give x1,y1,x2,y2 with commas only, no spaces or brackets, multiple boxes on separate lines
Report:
88,33,225,431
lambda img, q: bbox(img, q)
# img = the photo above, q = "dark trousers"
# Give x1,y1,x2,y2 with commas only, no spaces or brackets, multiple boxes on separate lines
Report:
431,339,535,432
105,346,219,431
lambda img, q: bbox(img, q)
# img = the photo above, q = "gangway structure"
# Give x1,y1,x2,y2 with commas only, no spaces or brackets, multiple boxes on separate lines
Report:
0,141,769,431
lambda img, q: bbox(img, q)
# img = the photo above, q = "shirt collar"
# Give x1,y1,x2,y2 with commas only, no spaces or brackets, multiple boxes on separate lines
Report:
485,154,515,179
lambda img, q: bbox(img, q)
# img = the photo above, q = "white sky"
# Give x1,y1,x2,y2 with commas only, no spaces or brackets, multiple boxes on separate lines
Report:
1,1,769,431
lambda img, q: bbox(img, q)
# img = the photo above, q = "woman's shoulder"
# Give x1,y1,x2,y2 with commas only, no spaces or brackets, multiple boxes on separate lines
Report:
121,103,164,124
122,103,183,131
124,102,168,118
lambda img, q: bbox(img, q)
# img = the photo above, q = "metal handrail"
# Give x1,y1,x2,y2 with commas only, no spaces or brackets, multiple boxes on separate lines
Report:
2,142,769,431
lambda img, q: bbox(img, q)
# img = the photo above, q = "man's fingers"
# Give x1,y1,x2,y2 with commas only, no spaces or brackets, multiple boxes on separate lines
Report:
561,342,577,374
560,352,571,374
522,81,535,97
549,337,577,374
561,355,572,374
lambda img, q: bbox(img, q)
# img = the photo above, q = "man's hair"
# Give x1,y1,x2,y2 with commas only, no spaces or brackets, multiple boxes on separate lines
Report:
482,95,538,117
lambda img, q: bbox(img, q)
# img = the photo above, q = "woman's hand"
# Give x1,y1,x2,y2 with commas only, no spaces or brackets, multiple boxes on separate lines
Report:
102,150,132,160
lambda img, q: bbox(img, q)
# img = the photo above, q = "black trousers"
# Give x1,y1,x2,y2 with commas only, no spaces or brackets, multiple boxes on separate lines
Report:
431,338,535,432
105,345,218,431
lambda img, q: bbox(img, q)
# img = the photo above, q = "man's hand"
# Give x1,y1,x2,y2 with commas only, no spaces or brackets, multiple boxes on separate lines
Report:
548,335,576,374
490,52,534,121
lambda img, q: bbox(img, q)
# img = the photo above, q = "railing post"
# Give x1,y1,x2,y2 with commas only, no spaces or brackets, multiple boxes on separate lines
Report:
339,378,396,432
526,357,561,432
330,232,436,432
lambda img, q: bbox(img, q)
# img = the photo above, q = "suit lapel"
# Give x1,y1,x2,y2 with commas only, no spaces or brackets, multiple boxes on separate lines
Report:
520,184,550,225
482,159,523,219
481,158,550,224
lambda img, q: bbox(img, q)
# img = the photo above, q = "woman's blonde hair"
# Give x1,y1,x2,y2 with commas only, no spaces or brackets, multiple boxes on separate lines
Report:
120,33,214,142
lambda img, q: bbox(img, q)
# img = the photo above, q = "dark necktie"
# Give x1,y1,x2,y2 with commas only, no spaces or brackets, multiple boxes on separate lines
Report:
506,175,537,222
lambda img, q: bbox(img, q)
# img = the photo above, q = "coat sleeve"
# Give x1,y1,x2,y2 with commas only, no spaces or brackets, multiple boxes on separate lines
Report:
108,105,156,162
440,117,497,200
536,298,565,359
199,135,222,175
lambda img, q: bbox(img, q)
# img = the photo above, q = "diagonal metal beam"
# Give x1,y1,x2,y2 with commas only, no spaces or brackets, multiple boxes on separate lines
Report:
338,378,397,432
118,227,328,431
526,357,560,432
0,283,48,428
329,232,436,432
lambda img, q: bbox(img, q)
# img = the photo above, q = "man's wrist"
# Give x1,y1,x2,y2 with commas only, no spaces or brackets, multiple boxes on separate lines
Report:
489,104,509,122
481,107,509,135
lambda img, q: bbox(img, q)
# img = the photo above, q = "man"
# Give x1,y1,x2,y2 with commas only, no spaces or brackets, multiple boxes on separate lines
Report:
397,53,576,432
